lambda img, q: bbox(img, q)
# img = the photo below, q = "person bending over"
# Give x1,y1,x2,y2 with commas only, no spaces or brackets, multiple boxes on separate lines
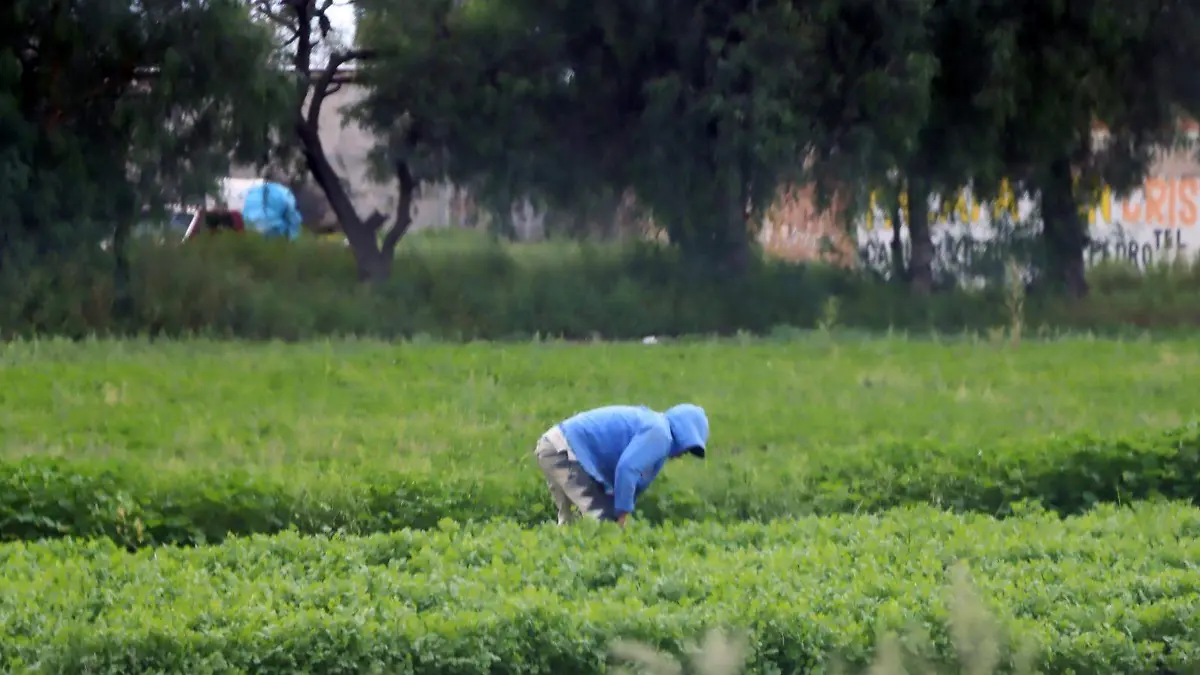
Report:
533,403,708,527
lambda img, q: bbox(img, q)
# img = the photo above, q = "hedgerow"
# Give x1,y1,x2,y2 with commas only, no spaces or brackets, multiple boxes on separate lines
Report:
2,502,1197,674
3,231,1200,341
2,424,1196,547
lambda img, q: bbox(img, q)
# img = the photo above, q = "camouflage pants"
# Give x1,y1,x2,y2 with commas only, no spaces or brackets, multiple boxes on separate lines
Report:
534,426,616,525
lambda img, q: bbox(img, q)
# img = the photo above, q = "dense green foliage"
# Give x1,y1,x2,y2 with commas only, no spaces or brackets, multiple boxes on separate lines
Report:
3,336,1198,546
7,0,1200,670
0,0,289,266
3,503,1199,674
355,0,935,269
2,423,1197,547
4,233,1200,340
6,0,1200,289
349,0,1200,285
870,0,1200,294
986,0,1200,295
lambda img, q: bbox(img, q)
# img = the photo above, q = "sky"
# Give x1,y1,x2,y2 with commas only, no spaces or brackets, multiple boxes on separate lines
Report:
327,2,357,44
302,1,357,66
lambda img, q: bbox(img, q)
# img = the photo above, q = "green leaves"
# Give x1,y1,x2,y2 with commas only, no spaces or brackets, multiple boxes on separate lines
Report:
352,0,938,269
1,423,1197,547
1,0,291,266
3,503,1200,673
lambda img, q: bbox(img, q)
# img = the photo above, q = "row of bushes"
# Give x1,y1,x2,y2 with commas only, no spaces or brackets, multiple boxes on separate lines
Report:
3,231,1200,340
3,502,1196,674
3,424,1196,548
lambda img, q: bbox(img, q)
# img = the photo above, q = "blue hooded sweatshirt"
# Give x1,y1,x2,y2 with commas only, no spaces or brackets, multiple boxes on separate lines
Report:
241,181,302,240
557,403,709,515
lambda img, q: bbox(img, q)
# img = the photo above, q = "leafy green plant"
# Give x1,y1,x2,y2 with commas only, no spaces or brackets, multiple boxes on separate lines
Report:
1,422,1197,547
819,295,842,333
609,563,1039,675
3,336,1200,546
3,233,1200,341
2,502,1198,674
1003,258,1026,347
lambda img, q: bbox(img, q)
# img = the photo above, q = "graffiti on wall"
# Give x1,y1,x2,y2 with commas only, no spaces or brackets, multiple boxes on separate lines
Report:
856,177,1199,275
756,185,857,265
757,175,1200,276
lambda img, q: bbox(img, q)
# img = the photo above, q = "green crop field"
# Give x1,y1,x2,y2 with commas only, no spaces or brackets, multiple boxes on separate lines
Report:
5,336,1198,466
2,335,1200,674
4,504,1200,674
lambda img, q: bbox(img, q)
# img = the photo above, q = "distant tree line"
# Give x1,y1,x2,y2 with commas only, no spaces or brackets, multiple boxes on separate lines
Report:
3,0,1199,299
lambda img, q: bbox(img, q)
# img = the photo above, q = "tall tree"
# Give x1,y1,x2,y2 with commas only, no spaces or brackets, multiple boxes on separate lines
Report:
859,0,1200,297
882,0,1016,294
1,0,289,303
352,0,575,246
250,0,418,282
991,0,1200,297
355,0,936,275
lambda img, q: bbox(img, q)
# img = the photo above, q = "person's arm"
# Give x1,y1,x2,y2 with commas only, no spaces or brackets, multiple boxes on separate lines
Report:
612,423,671,524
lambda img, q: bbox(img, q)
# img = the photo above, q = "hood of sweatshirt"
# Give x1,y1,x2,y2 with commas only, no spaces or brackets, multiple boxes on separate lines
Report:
664,403,709,459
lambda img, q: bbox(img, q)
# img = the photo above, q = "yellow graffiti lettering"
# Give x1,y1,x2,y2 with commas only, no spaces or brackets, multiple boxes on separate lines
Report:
959,192,981,223
1087,187,1113,226
867,190,900,230
991,180,1018,222
935,194,954,224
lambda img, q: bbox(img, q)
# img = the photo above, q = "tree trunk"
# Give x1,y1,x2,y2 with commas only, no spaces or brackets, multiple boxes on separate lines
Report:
1039,156,1088,298
906,178,934,295
296,118,382,280
719,225,752,276
665,190,751,276
720,183,752,276
342,161,416,284
889,186,907,283
716,159,753,277
296,116,416,283
292,40,402,284
111,186,136,320
112,217,133,319
343,228,389,283
375,160,417,276
667,216,750,277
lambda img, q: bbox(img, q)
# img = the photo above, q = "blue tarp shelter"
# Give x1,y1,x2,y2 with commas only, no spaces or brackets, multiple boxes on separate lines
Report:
241,182,303,240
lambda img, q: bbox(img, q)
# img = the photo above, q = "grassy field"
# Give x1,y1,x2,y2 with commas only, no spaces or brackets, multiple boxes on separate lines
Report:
3,334,1200,673
4,335,1198,468
1,335,1199,543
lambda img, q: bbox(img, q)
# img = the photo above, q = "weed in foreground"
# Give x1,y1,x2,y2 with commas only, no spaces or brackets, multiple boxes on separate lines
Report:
608,562,1040,675
1003,258,1026,347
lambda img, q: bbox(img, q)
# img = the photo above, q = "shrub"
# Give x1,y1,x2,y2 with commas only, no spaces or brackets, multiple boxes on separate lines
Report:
1,424,1196,547
3,232,1200,340
1,502,1197,674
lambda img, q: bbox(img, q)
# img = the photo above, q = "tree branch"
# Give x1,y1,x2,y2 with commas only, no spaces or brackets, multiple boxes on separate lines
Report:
305,48,378,129
364,211,387,231
382,160,417,254
250,0,302,37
